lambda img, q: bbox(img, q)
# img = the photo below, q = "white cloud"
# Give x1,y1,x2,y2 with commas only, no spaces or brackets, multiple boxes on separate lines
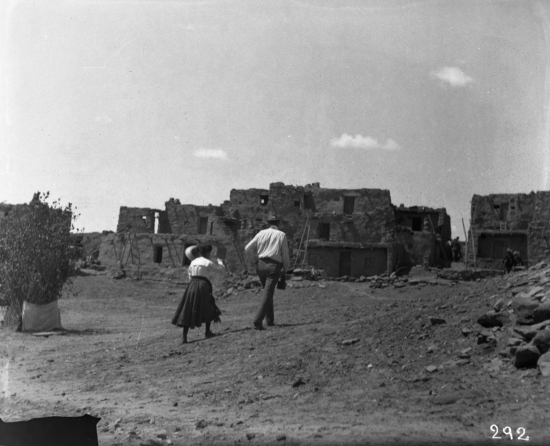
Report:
330,134,401,151
94,115,113,123
193,148,228,160
383,138,401,151
430,66,474,87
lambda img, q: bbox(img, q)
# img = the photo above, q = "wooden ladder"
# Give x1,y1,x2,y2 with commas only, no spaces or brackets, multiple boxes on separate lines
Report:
293,217,311,270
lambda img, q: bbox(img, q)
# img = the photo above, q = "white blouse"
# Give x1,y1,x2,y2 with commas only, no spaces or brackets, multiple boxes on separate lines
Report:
188,257,225,281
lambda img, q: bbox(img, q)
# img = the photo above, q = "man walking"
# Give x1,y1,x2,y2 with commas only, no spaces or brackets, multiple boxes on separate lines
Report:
245,220,290,330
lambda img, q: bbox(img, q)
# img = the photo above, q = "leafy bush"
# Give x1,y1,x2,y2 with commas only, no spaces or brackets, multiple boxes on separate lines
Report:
0,192,80,325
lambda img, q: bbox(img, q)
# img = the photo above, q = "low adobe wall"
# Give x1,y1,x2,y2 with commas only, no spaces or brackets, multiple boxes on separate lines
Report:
98,232,248,275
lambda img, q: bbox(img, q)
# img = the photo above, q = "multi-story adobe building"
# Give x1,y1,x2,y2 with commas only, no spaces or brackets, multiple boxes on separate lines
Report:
95,182,452,280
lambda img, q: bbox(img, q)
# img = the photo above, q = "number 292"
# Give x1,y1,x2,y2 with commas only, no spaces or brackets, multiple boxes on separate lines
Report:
491,425,529,441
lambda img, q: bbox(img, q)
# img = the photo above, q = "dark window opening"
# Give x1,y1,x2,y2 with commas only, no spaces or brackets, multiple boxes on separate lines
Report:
493,204,500,209
343,196,355,215
318,223,330,240
339,251,351,276
411,217,422,231
304,194,315,210
260,195,269,205
294,200,300,207
210,221,214,235
153,246,163,263
198,217,208,234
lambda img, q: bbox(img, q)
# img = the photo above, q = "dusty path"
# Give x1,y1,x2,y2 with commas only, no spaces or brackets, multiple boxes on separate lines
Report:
1,274,549,445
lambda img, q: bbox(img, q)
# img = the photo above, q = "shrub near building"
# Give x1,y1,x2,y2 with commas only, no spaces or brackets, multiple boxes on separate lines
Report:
0,192,80,329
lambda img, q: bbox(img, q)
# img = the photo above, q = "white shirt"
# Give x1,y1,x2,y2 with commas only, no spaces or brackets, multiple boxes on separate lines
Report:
188,257,224,281
245,226,290,271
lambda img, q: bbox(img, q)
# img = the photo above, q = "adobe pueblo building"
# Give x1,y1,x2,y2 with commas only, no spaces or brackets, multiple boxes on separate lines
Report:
469,192,550,269
96,183,452,281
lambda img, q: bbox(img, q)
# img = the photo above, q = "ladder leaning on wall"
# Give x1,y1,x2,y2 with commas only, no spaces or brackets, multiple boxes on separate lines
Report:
293,217,311,270
123,232,142,278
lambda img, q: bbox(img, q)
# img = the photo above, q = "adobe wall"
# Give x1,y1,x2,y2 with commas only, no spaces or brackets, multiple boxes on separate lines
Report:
109,182,448,276
116,207,157,233
395,208,451,239
79,232,104,258
164,201,225,236
306,241,395,277
528,191,550,263
471,193,534,231
394,230,438,267
468,192,550,268
98,232,246,278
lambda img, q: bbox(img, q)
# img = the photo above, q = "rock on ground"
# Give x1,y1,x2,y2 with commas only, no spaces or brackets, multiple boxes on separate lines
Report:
537,352,550,377
477,311,509,328
532,329,550,355
533,302,550,324
514,344,541,368
512,297,540,319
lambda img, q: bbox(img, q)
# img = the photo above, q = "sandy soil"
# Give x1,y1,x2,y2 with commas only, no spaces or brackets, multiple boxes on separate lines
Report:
1,271,549,446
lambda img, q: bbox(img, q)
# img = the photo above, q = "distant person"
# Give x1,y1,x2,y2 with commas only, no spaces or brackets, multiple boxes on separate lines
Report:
513,251,524,267
171,244,224,344
451,237,461,262
245,221,290,330
503,248,516,274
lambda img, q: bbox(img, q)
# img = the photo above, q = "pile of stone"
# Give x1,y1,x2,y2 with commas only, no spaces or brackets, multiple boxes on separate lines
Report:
475,261,550,376
217,268,328,298
78,257,106,272
218,274,263,298
327,272,399,284
327,271,457,289
436,268,501,282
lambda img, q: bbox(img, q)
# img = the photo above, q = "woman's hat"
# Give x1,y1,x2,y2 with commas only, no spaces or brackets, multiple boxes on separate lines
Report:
185,245,198,261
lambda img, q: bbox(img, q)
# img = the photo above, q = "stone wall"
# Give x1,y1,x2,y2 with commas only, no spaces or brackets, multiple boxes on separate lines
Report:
306,241,394,278
116,207,157,233
98,232,246,282
471,193,535,231
395,230,439,267
393,206,452,268
164,201,225,236
468,192,550,268
109,182,449,277
528,191,550,263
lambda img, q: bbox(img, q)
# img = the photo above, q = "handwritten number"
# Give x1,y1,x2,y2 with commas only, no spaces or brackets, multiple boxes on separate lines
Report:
503,426,513,440
517,427,529,441
491,425,501,439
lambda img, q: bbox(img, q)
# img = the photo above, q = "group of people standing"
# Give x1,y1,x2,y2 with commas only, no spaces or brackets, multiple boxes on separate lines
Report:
171,222,290,343
503,248,524,274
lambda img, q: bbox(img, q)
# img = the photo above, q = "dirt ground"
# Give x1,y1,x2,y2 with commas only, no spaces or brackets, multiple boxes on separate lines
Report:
1,269,549,446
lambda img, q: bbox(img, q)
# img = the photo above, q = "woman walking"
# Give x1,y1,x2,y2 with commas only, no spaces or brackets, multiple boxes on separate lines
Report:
171,244,225,343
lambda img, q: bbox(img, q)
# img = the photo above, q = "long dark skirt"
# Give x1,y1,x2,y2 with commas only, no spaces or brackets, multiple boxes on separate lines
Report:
171,276,221,329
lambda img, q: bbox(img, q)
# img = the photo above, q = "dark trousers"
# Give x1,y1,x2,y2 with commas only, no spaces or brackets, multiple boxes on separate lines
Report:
254,258,282,326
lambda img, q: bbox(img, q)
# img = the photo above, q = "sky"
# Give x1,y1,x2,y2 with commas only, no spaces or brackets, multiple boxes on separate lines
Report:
1,0,550,235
